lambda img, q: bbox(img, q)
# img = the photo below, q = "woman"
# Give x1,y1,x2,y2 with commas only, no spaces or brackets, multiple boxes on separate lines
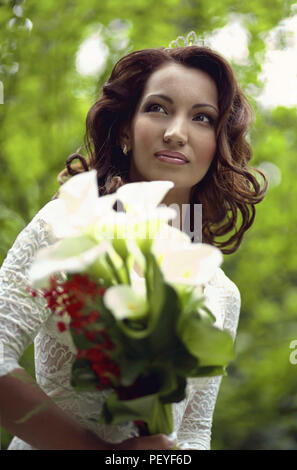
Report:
0,38,267,450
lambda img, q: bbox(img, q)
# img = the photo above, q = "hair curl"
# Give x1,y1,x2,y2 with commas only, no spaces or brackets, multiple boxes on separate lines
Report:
57,45,267,254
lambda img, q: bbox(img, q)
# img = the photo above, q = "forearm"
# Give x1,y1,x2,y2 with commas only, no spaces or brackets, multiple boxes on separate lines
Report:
0,368,111,450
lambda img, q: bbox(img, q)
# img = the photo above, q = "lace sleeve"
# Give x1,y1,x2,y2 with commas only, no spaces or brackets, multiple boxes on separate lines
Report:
176,269,241,450
0,205,55,377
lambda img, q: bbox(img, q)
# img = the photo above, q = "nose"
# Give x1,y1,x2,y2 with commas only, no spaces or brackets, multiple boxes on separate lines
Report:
163,116,188,146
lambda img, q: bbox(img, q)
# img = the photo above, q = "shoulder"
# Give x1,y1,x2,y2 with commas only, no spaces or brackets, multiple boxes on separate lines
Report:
2,201,59,268
24,200,60,244
31,200,61,227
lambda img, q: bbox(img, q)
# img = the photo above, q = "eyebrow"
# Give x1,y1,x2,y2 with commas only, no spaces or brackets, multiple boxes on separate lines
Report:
145,93,219,114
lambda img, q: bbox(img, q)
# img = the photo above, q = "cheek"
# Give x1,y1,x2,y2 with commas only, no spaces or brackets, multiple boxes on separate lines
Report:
195,132,217,163
133,119,157,150
208,139,217,160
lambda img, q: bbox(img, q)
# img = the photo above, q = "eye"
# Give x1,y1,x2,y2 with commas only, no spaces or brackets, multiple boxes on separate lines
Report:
145,103,166,113
194,113,214,124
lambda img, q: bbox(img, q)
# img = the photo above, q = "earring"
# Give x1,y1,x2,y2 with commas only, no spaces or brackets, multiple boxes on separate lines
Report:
122,144,129,156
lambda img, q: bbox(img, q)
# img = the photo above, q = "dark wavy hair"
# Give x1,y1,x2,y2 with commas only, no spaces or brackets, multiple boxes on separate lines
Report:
57,45,267,254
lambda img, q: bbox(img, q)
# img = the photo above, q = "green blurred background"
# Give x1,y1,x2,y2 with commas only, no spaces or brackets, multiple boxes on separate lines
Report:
1,0,297,450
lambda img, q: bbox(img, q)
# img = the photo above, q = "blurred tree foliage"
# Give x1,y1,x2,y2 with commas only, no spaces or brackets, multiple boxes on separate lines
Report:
214,106,297,449
1,0,297,450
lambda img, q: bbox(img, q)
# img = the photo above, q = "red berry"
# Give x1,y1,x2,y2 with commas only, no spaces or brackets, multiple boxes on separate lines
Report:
57,322,67,332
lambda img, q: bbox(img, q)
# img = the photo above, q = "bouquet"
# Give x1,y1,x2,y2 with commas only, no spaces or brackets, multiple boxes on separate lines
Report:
28,170,234,436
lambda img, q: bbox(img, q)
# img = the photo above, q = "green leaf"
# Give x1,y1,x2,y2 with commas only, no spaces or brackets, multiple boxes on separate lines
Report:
147,283,180,356
160,375,187,404
150,365,187,404
119,358,149,386
180,317,235,367
177,286,204,314
100,392,173,435
169,345,199,376
176,292,215,334
147,363,178,398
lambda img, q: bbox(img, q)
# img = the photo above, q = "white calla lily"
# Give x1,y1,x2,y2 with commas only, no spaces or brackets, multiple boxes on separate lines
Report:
28,236,111,287
151,224,191,270
103,281,148,320
152,224,191,254
115,183,177,242
44,175,177,245
130,264,146,284
45,170,117,238
60,169,99,213
116,180,174,216
157,243,223,286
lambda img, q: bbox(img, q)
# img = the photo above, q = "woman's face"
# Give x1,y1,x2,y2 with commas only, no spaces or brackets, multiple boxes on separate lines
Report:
125,62,219,199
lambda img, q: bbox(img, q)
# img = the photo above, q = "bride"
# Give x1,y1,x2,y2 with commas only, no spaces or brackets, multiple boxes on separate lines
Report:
0,34,267,450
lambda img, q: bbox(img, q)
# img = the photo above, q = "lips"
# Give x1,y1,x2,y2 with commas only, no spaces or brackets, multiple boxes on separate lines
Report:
154,150,189,163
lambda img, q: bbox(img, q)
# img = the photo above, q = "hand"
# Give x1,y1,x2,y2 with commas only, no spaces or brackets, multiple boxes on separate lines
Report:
112,434,178,450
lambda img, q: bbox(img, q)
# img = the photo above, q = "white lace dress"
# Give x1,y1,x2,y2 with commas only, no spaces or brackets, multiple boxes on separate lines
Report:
0,202,241,450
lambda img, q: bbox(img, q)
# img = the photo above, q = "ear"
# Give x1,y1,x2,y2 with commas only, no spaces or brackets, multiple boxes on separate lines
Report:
120,124,132,151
